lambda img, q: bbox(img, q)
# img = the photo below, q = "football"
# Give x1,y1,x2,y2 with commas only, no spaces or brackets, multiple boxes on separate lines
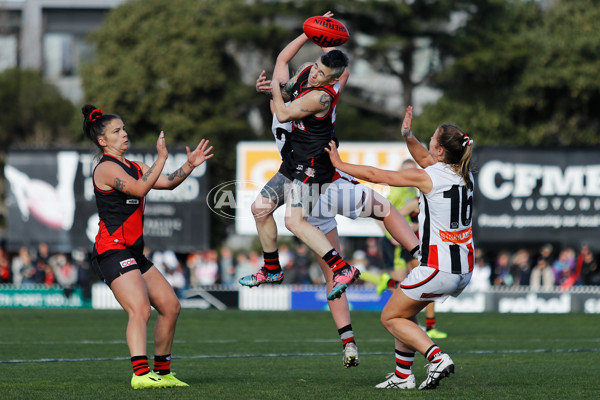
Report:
303,16,349,47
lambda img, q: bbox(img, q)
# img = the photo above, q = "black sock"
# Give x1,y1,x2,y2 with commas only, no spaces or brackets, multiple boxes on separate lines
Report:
153,354,171,375
131,355,150,376
263,251,281,272
323,249,348,272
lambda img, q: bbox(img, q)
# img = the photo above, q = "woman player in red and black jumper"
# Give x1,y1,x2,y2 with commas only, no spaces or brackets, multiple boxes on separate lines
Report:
82,104,213,389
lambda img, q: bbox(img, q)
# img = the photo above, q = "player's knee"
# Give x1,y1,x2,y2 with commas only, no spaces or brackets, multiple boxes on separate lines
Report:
129,304,152,323
284,213,304,234
251,198,274,219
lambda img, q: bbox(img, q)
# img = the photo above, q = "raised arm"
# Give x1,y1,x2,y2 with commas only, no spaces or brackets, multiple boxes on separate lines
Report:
401,106,435,168
325,140,433,194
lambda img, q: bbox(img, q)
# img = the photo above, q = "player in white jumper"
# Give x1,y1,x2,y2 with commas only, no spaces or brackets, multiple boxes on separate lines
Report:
326,105,474,390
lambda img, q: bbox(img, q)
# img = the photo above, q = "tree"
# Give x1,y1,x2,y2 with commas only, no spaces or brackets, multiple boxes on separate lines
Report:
0,68,75,149
80,0,297,246
419,0,600,146
516,0,600,145
81,0,290,183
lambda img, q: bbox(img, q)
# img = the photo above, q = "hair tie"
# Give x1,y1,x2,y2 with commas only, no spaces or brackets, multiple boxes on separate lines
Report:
89,108,103,123
462,133,473,147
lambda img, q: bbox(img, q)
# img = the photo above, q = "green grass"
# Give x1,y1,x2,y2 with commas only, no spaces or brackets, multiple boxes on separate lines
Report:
0,309,598,399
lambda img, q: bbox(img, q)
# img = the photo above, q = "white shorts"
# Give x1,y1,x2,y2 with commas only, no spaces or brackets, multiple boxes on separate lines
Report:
399,266,472,303
307,172,370,234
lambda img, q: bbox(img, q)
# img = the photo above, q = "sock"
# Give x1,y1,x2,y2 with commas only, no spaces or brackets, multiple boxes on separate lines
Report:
425,345,442,362
426,317,436,331
323,249,348,272
131,355,150,376
338,324,355,348
395,350,415,379
153,354,171,375
387,278,399,290
263,251,281,272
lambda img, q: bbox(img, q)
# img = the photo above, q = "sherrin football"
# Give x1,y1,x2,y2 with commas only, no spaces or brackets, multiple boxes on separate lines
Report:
303,16,349,47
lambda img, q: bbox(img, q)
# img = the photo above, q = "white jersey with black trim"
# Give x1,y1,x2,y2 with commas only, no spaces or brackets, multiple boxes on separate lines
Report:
418,163,475,274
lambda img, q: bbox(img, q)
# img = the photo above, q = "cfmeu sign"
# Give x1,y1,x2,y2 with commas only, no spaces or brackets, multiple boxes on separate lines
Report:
473,147,600,247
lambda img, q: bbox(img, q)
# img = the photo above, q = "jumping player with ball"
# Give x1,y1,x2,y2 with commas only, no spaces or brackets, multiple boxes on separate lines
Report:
250,12,420,369
240,12,362,303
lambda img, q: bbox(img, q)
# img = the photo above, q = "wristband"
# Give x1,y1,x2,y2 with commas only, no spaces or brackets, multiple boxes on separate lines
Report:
401,128,413,138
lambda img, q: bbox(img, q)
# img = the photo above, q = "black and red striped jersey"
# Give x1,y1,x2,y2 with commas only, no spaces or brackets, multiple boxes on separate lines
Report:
92,154,145,256
280,65,341,184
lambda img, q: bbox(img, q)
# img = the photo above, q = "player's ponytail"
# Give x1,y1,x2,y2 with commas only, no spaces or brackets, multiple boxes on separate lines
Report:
437,123,473,190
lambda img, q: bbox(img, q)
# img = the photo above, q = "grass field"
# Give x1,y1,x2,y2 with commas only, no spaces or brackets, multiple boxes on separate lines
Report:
0,308,598,399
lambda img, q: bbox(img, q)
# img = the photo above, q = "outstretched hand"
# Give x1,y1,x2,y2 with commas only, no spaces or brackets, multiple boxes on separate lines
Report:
324,140,342,167
401,106,413,137
256,70,272,94
186,139,214,168
156,131,168,160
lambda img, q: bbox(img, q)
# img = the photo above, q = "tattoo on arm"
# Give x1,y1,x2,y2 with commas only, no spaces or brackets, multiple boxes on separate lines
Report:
318,93,331,112
282,81,294,102
168,167,187,181
300,93,331,114
141,164,155,182
113,177,130,195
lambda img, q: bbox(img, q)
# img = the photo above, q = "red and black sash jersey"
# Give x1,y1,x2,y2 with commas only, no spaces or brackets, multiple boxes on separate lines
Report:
280,65,341,184
92,154,145,257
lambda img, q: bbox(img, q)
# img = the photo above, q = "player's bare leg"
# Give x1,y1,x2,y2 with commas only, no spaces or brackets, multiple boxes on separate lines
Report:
317,229,359,368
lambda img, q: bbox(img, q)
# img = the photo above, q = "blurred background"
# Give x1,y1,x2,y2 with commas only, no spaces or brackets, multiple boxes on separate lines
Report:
0,0,598,310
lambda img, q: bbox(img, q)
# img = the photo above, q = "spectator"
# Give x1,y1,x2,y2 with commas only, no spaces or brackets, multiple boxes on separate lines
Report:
12,246,37,286
278,244,294,272
186,251,202,287
493,251,513,286
530,256,555,291
51,253,78,297
73,248,93,302
365,237,383,270
552,247,575,286
164,264,187,298
234,253,255,283
291,244,312,284
0,245,12,283
219,247,235,285
351,250,369,274
469,249,492,292
510,248,531,286
35,242,51,284
196,250,219,286
578,245,600,286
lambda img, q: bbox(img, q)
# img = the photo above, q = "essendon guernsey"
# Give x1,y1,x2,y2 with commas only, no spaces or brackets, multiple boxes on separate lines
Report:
92,154,145,256
280,65,341,184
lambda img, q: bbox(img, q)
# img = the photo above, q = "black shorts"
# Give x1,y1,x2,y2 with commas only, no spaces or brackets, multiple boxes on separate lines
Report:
91,248,153,286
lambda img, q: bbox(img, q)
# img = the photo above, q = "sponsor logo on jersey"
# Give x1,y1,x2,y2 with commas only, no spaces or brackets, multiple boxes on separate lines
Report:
120,258,137,268
439,227,472,244
126,199,140,205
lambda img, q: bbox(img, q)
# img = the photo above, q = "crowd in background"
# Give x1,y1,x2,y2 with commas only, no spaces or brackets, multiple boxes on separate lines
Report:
1,239,599,299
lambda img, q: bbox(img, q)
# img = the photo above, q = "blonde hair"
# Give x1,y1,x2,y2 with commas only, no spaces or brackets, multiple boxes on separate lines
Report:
436,123,473,190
